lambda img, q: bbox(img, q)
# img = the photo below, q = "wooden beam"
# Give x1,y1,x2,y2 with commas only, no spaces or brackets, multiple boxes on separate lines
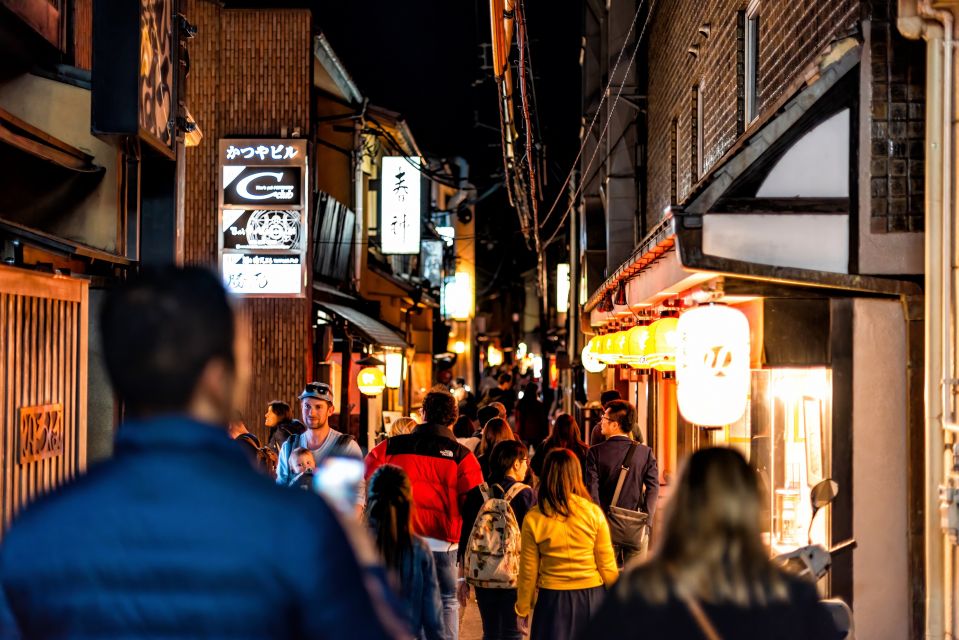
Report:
710,197,850,213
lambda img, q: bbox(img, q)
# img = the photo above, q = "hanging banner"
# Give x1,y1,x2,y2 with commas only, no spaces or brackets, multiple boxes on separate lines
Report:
380,156,422,254
218,139,308,298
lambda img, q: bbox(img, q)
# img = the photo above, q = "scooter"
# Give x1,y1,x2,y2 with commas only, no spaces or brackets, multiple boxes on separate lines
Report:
773,478,856,639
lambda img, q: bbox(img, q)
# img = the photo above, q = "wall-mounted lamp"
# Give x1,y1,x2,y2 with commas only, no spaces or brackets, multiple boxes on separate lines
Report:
614,280,627,306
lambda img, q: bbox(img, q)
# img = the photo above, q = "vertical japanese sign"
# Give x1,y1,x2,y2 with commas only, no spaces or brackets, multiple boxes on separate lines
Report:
380,156,422,254
218,139,309,297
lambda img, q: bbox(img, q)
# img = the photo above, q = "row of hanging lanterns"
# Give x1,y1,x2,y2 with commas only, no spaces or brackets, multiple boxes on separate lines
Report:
582,305,751,427
583,316,681,373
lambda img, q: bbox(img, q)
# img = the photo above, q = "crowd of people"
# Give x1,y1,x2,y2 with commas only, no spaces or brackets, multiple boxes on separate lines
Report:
0,266,843,639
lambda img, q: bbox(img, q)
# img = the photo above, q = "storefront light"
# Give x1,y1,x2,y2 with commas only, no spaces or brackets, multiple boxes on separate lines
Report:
357,367,386,396
487,345,504,366
516,342,528,359
453,340,467,354
532,355,543,379
447,271,473,320
556,263,571,313
647,317,680,372
384,351,403,389
675,305,750,426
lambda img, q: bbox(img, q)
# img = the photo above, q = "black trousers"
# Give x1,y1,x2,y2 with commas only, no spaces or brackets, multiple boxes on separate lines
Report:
474,586,523,640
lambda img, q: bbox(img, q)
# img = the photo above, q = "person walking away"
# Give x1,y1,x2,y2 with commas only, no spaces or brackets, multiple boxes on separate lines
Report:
476,418,516,480
515,449,618,640
588,390,621,446
459,441,535,640
275,382,362,486
454,415,481,453
365,388,484,640
485,374,517,414
0,266,404,639
475,403,507,438
586,399,659,567
229,414,279,479
514,383,549,446
582,447,841,639
366,465,444,640
530,413,588,481
265,400,305,453
389,416,418,437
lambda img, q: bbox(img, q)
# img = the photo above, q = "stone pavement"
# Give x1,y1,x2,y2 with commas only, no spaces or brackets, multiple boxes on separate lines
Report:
459,594,484,640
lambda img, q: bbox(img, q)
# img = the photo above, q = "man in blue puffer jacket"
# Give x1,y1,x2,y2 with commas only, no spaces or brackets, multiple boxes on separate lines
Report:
0,267,407,639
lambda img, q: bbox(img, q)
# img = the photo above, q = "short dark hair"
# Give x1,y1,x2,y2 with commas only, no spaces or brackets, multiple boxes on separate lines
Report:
488,440,528,482
423,389,458,426
498,373,512,384
101,266,234,416
600,390,621,407
453,415,475,439
268,400,292,422
477,405,499,428
605,399,635,434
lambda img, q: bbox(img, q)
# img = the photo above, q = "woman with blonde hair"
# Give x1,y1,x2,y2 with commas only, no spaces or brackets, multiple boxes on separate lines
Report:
583,447,840,639
389,416,417,437
515,449,618,640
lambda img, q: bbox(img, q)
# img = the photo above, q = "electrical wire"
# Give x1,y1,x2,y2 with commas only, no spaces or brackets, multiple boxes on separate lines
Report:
542,0,654,248
537,0,647,232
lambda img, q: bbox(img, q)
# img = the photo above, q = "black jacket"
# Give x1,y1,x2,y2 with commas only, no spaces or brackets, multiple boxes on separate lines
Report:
586,435,659,518
267,418,306,453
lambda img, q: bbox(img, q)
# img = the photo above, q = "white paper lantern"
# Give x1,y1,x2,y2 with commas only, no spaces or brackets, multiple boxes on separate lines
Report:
582,342,606,373
385,351,403,389
676,305,750,426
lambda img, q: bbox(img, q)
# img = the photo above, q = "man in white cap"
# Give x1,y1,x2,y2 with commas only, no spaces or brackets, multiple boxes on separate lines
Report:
275,381,362,486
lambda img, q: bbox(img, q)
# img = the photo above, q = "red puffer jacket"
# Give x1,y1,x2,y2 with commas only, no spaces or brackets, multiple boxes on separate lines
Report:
365,423,483,543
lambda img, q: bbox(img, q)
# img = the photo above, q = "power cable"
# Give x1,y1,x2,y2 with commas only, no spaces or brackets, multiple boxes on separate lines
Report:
537,0,646,232
543,0,654,247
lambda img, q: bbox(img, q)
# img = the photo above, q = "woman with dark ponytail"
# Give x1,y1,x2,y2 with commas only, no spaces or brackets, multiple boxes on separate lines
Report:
365,464,443,640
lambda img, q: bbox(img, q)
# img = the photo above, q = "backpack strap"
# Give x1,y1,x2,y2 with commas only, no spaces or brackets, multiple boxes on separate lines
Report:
478,482,491,503
610,441,639,509
502,482,529,503
334,432,354,449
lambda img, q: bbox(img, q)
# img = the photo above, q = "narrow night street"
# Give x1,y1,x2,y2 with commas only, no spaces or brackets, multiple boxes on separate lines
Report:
0,0,953,638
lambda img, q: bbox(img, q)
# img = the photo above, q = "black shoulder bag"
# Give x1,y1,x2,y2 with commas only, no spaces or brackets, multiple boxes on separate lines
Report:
605,441,650,552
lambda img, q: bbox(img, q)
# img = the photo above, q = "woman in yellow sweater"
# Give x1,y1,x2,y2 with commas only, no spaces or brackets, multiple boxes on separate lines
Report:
515,448,618,640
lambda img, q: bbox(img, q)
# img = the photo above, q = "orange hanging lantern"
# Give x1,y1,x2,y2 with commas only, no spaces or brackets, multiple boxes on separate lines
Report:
357,367,386,396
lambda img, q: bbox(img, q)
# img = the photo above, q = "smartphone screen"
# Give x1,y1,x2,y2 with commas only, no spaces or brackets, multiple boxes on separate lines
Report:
312,456,365,513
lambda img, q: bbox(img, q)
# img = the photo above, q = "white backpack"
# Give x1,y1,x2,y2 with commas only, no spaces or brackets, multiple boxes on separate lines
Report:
464,482,528,588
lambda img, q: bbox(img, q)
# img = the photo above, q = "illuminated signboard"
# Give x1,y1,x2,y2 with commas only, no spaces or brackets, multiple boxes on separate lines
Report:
380,156,422,254
218,140,308,298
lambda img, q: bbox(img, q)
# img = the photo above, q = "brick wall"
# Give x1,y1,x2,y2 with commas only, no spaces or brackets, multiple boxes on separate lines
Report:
182,3,312,442
646,0,859,225
867,2,925,232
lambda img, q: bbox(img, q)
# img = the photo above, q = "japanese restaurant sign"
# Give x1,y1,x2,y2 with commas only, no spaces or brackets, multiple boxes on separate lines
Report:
218,140,308,297
380,156,422,255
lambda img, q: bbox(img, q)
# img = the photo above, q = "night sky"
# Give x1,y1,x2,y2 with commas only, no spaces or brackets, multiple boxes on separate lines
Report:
313,1,582,292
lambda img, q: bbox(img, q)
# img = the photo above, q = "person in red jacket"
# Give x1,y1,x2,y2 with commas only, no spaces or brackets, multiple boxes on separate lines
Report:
366,387,483,640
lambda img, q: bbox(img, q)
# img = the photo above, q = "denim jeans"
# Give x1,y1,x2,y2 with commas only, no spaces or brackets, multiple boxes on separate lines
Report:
432,550,459,640
474,586,522,640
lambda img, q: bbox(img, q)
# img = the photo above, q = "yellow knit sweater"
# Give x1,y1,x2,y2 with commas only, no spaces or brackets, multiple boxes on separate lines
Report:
514,494,619,616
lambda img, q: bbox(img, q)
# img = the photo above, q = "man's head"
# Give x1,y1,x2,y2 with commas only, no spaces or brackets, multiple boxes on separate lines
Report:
498,373,512,390
600,389,622,407
101,266,247,423
477,405,499,428
299,382,335,430
290,447,315,475
601,399,635,437
422,388,458,427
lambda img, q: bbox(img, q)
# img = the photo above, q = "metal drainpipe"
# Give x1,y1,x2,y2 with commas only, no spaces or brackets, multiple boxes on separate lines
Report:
899,1,951,636
353,100,369,292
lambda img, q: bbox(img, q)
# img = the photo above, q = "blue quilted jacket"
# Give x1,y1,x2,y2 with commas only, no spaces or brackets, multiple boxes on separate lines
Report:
0,416,406,639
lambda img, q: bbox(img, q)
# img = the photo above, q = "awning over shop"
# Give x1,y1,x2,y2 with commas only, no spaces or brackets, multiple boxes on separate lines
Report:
318,302,407,349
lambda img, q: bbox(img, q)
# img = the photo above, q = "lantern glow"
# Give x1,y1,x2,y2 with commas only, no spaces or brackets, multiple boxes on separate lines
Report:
624,325,651,369
647,317,680,372
582,341,606,373
675,305,750,426
487,345,504,366
357,367,386,396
